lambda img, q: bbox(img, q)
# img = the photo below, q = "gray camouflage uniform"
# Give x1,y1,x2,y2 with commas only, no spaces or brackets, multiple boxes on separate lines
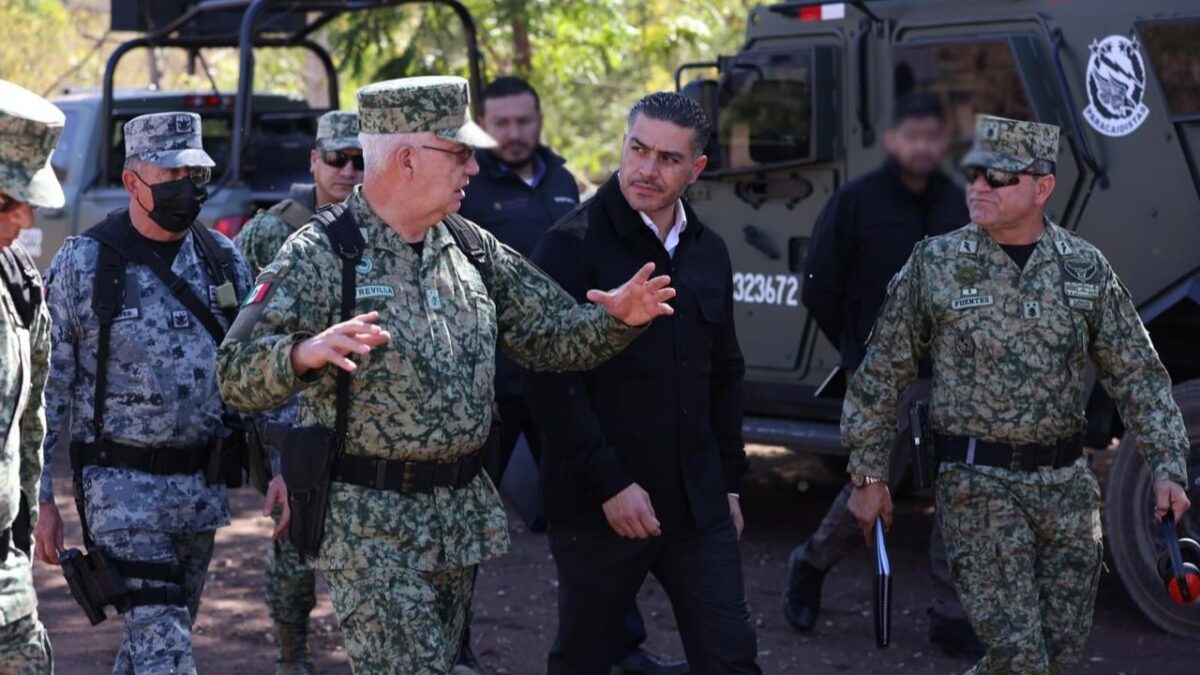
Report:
844,115,1189,675
40,112,251,674
234,110,360,674
0,78,62,675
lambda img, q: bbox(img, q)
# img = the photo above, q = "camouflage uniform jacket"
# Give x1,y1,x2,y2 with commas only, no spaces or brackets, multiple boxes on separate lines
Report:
844,221,1188,486
217,187,642,571
0,244,47,625
234,184,317,276
39,215,254,535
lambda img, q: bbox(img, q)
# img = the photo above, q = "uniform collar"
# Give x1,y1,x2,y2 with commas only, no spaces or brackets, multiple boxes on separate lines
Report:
347,186,454,260
962,216,1063,271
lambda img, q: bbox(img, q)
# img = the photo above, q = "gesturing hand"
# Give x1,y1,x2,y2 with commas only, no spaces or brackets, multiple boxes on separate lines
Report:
291,311,391,376
587,262,676,327
602,483,662,539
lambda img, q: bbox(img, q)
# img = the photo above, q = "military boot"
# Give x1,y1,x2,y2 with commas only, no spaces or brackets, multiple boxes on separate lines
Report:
783,549,826,632
274,621,316,675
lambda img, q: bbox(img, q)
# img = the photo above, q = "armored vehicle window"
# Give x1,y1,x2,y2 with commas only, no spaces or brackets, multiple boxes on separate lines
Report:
1139,20,1200,119
713,46,838,171
893,40,1035,156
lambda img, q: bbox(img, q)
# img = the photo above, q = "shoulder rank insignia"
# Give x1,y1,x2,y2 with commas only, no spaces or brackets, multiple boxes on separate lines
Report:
958,239,978,255
1055,239,1074,256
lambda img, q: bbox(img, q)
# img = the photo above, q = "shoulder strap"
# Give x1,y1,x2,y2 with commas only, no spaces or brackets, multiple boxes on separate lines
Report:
0,245,40,327
267,199,315,230
188,222,241,321
443,214,494,294
85,217,229,347
315,202,360,444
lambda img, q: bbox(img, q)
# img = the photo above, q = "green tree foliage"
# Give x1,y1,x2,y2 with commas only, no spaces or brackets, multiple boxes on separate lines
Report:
327,0,753,181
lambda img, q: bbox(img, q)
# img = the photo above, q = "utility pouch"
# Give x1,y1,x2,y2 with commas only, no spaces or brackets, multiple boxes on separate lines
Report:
60,548,127,626
275,424,340,558
909,400,934,489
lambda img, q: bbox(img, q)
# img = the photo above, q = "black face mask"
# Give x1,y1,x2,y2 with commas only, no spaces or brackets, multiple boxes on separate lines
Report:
136,174,207,233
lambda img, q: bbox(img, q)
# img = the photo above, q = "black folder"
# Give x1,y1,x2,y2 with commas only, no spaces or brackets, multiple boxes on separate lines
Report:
874,516,892,648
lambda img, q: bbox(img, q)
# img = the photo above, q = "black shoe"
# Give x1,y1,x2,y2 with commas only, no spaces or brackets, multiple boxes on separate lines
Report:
453,641,486,675
783,548,826,632
616,647,688,675
927,609,985,661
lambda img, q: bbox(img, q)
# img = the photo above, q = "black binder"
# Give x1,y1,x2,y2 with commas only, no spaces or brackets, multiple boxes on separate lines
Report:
874,516,892,648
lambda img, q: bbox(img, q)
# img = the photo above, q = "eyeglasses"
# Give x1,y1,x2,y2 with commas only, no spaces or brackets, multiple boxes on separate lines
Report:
421,144,475,166
188,166,212,187
322,150,365,171
964,165,1046,190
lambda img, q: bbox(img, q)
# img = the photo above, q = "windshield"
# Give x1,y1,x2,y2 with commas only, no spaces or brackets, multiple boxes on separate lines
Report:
715,50,815,170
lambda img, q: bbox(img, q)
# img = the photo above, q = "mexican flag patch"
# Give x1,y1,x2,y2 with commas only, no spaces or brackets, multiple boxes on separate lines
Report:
243,281,272,306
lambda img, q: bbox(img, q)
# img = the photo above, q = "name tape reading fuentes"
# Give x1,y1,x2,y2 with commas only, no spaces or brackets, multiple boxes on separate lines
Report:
733,272,800,307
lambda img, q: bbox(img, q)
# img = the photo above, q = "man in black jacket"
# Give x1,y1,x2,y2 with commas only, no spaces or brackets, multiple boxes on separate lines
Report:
785,94,981,657
460,76,580,484
528,92,760,675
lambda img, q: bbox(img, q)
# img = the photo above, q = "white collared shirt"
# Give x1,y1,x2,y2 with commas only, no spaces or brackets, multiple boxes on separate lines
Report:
639,199,688,258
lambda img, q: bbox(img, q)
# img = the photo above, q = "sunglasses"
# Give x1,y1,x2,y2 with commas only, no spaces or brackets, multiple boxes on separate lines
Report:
322,150,365,171
188,166,212,187
421,144,475,166
964,165,1047,189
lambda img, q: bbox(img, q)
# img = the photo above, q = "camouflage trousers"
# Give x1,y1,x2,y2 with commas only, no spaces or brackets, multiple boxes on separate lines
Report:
0,613,52,675
92,529,216,675
936,463,1103,675
325,564,474,674
266,512,316,628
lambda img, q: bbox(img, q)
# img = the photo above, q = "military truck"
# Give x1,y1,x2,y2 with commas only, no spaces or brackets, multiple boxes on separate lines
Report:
677,0,1200,636
25,0,484,269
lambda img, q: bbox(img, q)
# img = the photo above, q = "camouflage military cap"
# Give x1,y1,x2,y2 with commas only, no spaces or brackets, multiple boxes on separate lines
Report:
357,76,496,149
316,111,361,151
124,112,215,168
961,114,1060,173
0,79,65,208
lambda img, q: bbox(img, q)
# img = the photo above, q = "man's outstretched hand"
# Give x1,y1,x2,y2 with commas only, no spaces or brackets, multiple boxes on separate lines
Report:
587,262,675,327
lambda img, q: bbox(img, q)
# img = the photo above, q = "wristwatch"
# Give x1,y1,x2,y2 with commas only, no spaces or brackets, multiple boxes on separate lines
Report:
850,473,885,489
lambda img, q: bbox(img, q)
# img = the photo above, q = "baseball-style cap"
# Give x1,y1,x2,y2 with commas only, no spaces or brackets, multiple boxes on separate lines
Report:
961,114,1060,173
0,79,66,208
124,112,215,168
357,76,496,149
316,111,361,152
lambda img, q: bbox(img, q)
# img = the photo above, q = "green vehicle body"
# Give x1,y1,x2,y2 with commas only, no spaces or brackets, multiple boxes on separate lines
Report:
678,0,1200,636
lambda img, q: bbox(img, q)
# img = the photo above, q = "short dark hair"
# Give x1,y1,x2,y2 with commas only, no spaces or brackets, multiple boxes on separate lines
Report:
627,91,712,156
891,93,945,128
481,76,540,113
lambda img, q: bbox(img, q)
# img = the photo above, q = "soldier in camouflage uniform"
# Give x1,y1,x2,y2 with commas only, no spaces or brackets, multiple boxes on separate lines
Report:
0,78,61,675
33,112,253,674
845,115,1191,675
236,111,362,274
217,75,675,673
235,110,361,675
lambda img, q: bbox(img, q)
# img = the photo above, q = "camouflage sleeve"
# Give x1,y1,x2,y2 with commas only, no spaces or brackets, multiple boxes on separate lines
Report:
234,211,293,275
217,227,338,413
1088,263,1188,484
481,227,643,372
842,246,931,480
18,294,49,523
39,240,84,503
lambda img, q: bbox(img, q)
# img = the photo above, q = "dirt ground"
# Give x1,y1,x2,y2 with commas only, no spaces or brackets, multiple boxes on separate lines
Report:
34,446,1197,674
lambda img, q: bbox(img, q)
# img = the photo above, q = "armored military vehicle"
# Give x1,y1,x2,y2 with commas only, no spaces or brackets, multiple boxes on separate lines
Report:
677,0,1200,636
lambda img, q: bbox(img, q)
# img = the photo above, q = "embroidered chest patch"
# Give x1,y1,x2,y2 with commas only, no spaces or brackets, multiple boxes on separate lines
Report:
356,284,396,300
1063,282,1100,300
951,295,994,310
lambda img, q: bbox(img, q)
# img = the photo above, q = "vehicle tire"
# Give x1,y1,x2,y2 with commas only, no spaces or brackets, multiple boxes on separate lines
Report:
1105,378,1200,637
